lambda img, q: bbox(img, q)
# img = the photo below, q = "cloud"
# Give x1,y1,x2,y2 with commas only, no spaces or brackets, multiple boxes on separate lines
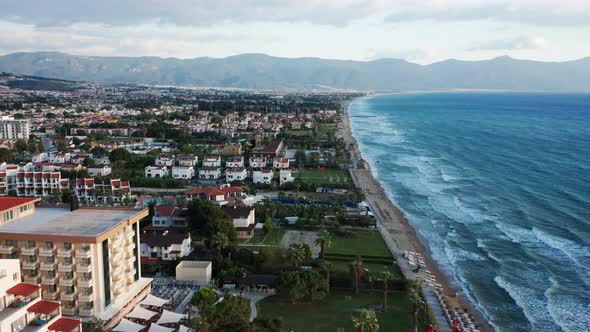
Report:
385,0,590,26
469,35,548,51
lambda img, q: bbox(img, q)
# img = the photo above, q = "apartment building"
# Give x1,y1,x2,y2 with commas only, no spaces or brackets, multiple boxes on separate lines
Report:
253,169,273,184
0,198,151,323
0,258,82,332
0,117,30,140
225,156,244,168
202,156,221,168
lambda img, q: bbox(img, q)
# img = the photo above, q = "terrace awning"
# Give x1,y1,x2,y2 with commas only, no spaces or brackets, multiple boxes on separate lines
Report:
27,300,60,315
177,325,191,332
112,319,146,332
48,318,81,332
156,310,186,324
126,306,158,320
148,324,174,332
139,294,169,307
6,283,40,297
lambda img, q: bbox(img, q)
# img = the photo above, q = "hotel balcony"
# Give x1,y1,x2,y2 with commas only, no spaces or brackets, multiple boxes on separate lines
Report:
61,306,77,316
57,248,74,258
111,251,123,263
24,276,41,284
78,279,92,288
110,237,123,248
0,245,15,254
58,278,75,287
22,261,39,270
75,248,92,258
41,276,58,285
43,291,58,300
21,247,39,256
76,264,92,273
126,229,135,239
61,291,77,301
58,263,74,273
78,293,93,302
79,307,93,317
39,247,56,257
40,262,57,271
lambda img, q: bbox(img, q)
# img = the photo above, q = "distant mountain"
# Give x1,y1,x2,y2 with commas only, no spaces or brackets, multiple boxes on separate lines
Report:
1,52,590,91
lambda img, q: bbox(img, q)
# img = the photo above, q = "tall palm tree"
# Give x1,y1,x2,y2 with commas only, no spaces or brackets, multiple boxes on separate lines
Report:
380,271,393,312
352,309,379,332
408,280,424,332
316,259,333,293
351,255,365,294
314,228,332,258
212,232,231,260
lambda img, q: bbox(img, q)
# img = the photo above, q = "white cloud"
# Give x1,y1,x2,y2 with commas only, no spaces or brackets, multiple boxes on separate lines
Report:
469,35,548,51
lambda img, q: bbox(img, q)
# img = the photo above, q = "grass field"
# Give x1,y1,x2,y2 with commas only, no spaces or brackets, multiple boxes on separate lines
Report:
326,230,392,258
244,229,286,246
298,168,352,186
257,290,414,332
328,260,404,280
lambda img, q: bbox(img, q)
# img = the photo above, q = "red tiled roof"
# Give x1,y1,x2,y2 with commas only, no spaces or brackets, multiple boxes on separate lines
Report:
155,205,181,217
27,300,60,315
48,318,81,332
141,257,160,264
0,198,38,213
6,283,40,297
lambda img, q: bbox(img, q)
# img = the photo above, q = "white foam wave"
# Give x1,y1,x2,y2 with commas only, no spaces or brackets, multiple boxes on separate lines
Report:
545,276,590,332
532,227,590,272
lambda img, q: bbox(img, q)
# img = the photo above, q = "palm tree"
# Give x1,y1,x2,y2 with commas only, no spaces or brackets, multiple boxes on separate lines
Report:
288,243,307,265
212,232,231,260
408,280,424,332
316,259,333,293
314,228,332,258
352,309,379,332
351,256,365,294
380,271,393,312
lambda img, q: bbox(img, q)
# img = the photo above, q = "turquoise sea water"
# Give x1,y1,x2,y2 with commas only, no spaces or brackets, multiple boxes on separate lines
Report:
348,93,590,332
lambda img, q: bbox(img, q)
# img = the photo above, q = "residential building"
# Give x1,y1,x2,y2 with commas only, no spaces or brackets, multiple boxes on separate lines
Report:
72,178,131,205
48,153,71,164
0,198,152,322
177,155,198,167
279,169,295,186
32,152,49,163
198,167,221,180
273,158,290,169
225,168,248,183
253,169,273,184
154,156,174,168
185,186,244,205
222,144,242,156
149,206,188,229
171,166,194,180
249,157,266,169
0,117,30,140
222,205,256,239
139,232,192,263
144,166,168,178
201,156,221,168
87,165,112,177
225,156,244,168
249,140,284,159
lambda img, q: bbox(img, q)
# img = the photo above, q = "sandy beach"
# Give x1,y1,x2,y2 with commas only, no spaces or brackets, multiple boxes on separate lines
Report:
339,101,494,332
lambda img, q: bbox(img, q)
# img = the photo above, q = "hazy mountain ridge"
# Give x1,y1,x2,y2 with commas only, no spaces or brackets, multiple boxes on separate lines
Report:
1,52,590,91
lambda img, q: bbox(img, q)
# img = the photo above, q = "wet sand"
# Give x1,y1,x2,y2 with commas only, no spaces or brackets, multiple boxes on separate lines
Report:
339,102,494,332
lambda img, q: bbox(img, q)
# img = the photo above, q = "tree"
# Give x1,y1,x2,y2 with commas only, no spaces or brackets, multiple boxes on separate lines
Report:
315,259,332,293
352,309,379,332
250,317,283,332
351,256,365,295
263,216,273,234
14,139,28,155
380,271,393,312
0,148,14,162
191,288,219,309
408,281,425,332
110,148,131,163
192,293,250,332
51,189,61,204
187,200,237,249
288,243,311,266
314,227,332,258
277,270,327,304
61,188,73,204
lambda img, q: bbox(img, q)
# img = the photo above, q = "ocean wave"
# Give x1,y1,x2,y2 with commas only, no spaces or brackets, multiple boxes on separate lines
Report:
545,276,590,332
532,227,590,272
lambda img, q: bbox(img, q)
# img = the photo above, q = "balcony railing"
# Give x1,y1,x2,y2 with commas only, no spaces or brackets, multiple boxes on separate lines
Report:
41,276,58,285
61,292,77,301
40,262,56,271
78,293,93,302
79,307,93,317
57,248,73,258
76,264,92,273
24,276,40,284
43,291,58,300
22,261,39,270
61,307,77,316
39,247,56,257
76,248,92,258
58,278,75,287
0,245,15,254
20,247,38,256
58,263,74,273
78,279,92,288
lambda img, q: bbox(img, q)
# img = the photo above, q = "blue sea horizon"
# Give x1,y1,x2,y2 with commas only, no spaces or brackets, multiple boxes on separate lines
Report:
349,92,590,332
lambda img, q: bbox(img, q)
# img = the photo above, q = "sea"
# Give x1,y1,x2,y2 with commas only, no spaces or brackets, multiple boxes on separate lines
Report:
348,92,590,332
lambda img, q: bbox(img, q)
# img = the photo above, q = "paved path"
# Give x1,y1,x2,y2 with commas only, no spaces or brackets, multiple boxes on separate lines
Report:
423,288,452,332
228,290,273,322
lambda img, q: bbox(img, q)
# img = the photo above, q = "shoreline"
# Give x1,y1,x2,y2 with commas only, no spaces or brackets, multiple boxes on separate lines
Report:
339,98,494,332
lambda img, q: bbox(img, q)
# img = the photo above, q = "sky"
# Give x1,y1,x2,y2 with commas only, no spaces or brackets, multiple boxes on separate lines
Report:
0,0,589,64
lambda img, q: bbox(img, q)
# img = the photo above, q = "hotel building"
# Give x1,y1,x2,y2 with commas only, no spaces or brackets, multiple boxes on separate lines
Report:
0,197,151,323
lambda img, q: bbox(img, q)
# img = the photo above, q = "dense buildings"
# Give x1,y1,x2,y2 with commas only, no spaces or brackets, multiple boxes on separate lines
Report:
0,197,151,322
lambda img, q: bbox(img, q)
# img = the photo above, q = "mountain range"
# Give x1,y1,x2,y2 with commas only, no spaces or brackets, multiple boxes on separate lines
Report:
1,52,590,91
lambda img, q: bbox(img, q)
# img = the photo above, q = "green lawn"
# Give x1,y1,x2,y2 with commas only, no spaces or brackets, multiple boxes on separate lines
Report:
328,260,404,280
326,230,392,258
298,168,352,186
257,290,414,332
243,229,286,246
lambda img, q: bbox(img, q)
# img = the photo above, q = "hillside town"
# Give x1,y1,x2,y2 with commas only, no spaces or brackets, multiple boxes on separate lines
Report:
0,75,468,332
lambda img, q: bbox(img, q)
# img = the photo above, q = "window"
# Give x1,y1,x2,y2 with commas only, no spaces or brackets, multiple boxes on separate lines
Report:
27,240,36,248
12,272,18,281
5,239,14,246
